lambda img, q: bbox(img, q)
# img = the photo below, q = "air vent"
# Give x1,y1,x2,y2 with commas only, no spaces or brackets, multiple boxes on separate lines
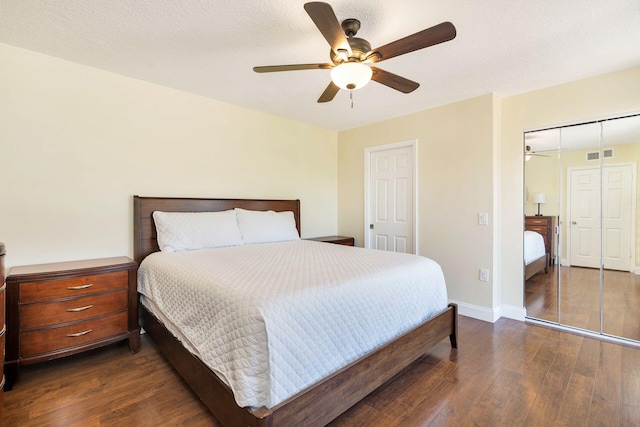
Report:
586,149,614,161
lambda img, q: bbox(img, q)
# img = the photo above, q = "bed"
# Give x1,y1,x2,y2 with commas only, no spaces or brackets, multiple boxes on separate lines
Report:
524,230,549,280
133,196,457,427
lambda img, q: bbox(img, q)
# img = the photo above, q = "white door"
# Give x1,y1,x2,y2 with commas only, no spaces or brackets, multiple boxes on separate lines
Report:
569,165,633,271
368,145,414,253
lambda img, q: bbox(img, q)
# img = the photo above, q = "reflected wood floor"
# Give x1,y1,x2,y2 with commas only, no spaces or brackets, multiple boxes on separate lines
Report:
525,266,640,341
4,316,640,426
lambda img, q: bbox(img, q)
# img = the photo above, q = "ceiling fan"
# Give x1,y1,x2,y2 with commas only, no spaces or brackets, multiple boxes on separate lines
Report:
253,2,457,103
525,145,551,160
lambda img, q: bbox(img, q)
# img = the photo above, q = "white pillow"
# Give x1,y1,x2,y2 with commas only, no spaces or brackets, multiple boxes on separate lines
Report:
235,208,300,244
153,210,244,252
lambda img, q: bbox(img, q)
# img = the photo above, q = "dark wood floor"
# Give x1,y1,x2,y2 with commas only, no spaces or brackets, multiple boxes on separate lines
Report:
525,265,640,341
4,315,640,426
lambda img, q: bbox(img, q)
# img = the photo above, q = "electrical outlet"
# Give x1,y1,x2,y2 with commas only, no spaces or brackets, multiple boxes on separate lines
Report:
479,268,489,282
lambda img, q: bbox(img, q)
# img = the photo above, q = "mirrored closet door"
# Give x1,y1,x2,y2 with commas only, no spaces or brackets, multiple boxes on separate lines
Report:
524,113,640,343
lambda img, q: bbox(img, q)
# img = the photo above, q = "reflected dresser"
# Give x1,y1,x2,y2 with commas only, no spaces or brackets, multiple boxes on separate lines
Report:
525,216,555,266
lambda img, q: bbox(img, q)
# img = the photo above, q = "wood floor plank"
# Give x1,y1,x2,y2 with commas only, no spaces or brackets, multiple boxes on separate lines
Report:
492,329,561,425
555,373,596,426
523,332,584,425
588,341,622,427
621,344,640,407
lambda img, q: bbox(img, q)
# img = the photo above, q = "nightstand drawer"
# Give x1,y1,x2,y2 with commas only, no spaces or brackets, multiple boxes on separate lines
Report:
0,325,4,367
20,311,128,357
0,284,5,325
525,218,550,226
20,289,128,330
20,271,128,303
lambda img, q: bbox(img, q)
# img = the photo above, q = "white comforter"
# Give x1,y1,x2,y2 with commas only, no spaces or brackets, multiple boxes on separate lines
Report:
524,230,546,264
138,240,448,409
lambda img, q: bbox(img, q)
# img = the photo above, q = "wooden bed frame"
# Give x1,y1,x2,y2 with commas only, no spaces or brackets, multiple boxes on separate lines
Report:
525,253,549,281
133,195,458,427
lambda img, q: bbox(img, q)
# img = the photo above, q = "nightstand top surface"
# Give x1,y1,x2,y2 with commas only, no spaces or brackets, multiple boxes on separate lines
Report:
307,235,353,241
8,256,135,280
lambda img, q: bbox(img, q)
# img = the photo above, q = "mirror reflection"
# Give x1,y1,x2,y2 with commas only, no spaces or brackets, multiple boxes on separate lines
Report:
524,114,640,342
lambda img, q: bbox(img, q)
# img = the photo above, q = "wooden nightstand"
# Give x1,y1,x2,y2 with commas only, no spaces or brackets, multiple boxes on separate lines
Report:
0,243,5,421
307,236,355,246
5,256,139,389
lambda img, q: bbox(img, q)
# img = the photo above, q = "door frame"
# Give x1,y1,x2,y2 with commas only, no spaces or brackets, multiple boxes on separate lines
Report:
566,162,636,271
364,139,418,253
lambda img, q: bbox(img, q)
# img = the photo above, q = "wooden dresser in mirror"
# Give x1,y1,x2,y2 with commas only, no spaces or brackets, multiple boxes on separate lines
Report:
525,216,554,266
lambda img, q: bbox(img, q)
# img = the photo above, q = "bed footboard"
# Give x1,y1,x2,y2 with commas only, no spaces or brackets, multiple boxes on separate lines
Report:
140,301,457,427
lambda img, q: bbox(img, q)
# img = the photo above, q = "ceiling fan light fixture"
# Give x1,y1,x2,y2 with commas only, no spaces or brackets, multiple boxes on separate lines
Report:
330,62,372,90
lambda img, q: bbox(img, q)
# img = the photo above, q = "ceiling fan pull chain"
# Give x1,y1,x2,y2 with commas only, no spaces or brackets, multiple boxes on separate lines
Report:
350,90,353,109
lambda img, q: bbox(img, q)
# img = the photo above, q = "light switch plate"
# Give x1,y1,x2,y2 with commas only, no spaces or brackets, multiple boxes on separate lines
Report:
478,212,489,225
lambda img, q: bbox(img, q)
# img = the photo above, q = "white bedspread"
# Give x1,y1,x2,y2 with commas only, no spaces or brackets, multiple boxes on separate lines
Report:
524,230,546,264
138,240,448,409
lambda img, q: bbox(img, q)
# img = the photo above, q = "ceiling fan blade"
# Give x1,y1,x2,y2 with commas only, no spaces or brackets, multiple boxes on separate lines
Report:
525,145,562,156
317,81,340,103
304,2,352,56
253,63,332,73
370,67,419,93
366,21,456,63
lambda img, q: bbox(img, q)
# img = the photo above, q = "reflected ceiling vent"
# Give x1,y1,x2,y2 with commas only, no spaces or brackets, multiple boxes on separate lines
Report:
586,149,614,161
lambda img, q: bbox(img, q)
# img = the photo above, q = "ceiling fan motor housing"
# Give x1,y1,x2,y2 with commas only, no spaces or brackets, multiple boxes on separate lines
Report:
330,36,372,64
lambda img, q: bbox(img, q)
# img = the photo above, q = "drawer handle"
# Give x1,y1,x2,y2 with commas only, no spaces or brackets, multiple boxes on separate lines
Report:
66,284,93,290
66,329,92,337
66,305,93,312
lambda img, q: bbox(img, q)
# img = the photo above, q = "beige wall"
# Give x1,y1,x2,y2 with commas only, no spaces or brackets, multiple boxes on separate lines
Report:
338,94,496,315
500,66,640,311
0,44,338,269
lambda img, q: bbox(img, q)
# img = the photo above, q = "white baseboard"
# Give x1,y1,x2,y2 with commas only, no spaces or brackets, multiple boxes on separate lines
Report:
564,259,639,275
449,300,526,323
450,300,499,323
499,304,527,321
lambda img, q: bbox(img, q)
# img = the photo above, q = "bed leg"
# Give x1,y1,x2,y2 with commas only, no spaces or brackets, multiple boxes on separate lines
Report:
448,303,458,349
544,254,550,274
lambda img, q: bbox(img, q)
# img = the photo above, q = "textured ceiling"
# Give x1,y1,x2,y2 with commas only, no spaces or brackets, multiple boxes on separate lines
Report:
1,0,639,131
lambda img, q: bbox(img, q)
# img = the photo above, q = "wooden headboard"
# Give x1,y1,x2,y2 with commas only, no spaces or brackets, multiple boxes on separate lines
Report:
133,196,301,264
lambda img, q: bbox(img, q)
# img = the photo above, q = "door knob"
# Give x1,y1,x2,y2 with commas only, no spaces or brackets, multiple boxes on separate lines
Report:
370,224,374,229
571,221,577,225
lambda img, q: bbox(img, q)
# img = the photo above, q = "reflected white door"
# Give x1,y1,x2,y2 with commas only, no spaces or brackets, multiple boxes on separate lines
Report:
569,168,601,268
368,146,413,253
602,165,633,271
569,165,632,271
